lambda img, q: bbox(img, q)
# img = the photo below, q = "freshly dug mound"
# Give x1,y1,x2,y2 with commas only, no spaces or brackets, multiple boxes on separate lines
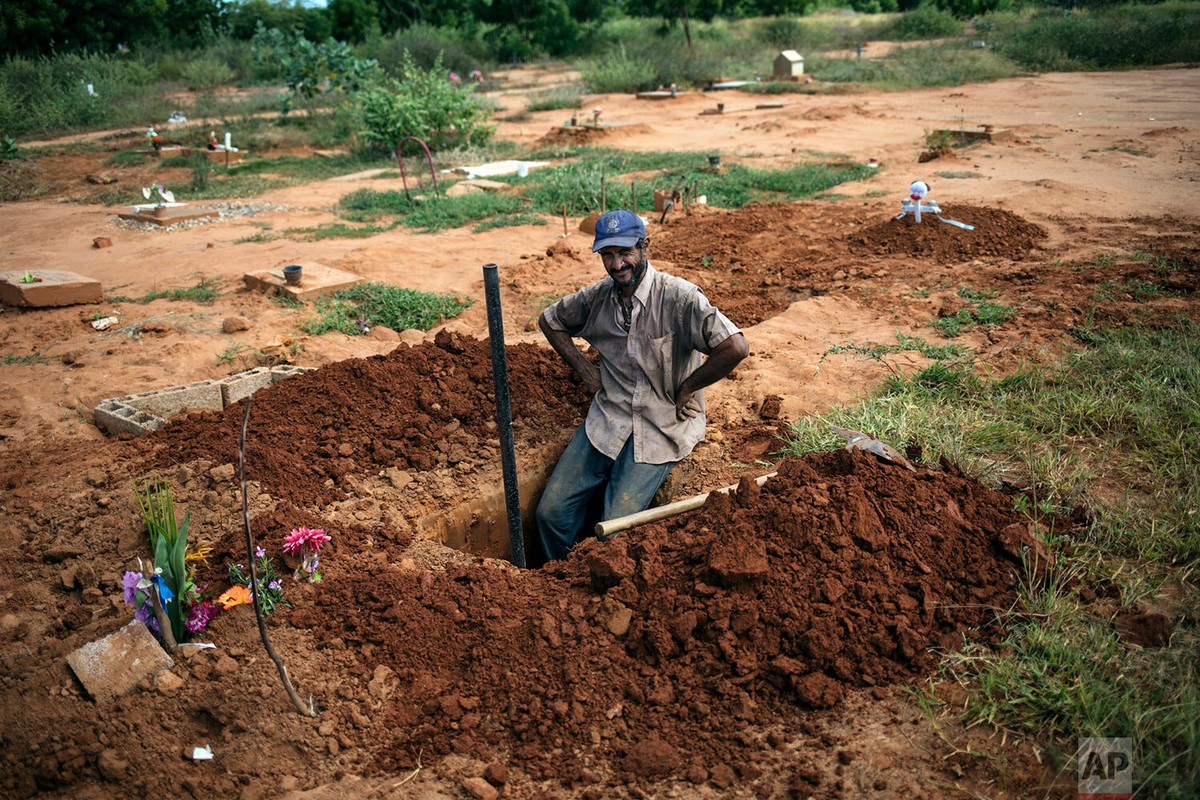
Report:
289,448,1037,787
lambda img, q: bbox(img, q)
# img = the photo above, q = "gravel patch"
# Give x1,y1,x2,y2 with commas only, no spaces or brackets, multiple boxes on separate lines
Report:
112,201,296,232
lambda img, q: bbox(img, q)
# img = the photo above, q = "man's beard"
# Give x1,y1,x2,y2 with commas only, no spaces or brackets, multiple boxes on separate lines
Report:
612,255,648,289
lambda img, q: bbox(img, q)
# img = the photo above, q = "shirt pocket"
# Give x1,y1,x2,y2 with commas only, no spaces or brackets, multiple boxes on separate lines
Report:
639,332,676,402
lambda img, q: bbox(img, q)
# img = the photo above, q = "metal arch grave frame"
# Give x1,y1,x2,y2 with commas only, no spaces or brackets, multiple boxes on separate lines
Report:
395,137,438,201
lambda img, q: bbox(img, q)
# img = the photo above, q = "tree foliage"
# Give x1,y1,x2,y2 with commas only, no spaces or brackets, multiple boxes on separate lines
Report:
1,0,223,57
251,23,379,114
357,51,494,153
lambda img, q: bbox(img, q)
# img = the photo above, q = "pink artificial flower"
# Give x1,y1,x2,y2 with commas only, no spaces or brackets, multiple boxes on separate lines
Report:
284,526,331,555
470,70,482,80
449,72,461,82
592,107,602,116
186,600,217,634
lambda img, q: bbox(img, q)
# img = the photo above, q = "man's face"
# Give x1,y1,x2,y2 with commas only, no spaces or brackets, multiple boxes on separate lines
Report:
599,241,648,289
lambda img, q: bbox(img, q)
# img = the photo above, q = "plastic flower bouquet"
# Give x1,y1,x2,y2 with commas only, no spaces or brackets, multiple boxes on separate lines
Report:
283,527,331,583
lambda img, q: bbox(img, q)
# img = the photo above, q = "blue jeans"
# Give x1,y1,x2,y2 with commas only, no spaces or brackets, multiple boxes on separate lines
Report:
536,426,675,561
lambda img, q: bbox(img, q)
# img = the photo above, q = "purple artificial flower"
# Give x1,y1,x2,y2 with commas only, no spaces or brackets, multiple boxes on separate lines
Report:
122,570,142,605
134,603,160,634
256,547,266,558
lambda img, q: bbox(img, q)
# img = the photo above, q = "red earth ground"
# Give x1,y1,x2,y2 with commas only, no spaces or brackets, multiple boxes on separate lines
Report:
0,64,1198,799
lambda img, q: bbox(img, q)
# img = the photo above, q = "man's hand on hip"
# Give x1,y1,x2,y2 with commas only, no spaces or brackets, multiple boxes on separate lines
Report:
675,391,701,420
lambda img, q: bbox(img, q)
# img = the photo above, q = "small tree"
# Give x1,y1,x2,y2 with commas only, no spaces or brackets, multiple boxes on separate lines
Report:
251,23,379,116
357,51,495,154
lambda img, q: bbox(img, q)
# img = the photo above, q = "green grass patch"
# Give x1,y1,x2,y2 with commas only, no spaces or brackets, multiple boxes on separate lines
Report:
1093,278,1165,303
819,331,971,373
106,150,154,168
332,147,871,236
525,85,584,113
285,221,402,241
270,293,305,309
2,350,54,365
108,278,220,305
302,282,472,336
929,288,1015,338
234,231,278,244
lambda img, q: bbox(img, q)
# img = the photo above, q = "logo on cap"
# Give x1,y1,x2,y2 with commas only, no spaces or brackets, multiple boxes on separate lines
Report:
606,216,620,232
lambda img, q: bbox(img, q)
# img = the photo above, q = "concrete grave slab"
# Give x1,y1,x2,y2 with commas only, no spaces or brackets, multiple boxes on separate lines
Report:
116,206,220,227
243,263,364,302
0,269,103,308
67,620,174,702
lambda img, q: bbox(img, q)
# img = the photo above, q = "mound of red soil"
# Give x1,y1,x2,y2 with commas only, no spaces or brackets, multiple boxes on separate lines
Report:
647,202,1046,326
288,448,1036,788
135,330,592,507
847,204,1047,260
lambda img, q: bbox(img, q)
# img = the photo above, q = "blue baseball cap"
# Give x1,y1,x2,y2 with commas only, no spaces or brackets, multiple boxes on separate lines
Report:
592,209,645,252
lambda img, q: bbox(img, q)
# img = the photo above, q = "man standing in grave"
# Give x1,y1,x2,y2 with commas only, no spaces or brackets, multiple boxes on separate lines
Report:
536,209,749,561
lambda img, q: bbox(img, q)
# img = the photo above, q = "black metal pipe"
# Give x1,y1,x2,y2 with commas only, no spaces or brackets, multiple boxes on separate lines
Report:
482,264,526,569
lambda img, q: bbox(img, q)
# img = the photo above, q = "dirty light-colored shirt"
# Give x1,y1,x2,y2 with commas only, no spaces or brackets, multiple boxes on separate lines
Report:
542,263,741,464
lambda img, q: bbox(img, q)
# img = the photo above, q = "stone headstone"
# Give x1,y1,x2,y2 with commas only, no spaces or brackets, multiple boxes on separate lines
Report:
66,620,173,702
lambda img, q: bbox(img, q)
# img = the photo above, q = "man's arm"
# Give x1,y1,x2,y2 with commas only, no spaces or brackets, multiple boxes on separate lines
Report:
539,312,601,394
674,332,749,419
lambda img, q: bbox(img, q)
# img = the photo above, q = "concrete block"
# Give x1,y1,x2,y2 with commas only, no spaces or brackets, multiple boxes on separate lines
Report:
220,367,274,407
0,270,103,308
67,620,174,702
243,263,364,302
122,379,224,419
93,398,166,436
271,364,312,383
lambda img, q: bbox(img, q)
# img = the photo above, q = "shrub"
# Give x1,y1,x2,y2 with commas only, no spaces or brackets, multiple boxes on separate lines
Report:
371,23,493,79
181,55,235,90
580,44,657,93
0,51,155,137
526,85,584,112
990,3,1200,71
888,4,965,40
357,51,495,153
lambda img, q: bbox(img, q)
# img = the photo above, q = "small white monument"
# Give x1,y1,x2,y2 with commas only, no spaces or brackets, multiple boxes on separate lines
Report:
773,50,805,80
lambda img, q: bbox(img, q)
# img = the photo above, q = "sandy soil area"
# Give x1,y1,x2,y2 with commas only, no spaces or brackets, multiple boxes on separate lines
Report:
0,64,1196,799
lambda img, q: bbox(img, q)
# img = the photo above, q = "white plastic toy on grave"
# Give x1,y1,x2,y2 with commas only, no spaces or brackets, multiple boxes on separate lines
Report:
895,179,975,230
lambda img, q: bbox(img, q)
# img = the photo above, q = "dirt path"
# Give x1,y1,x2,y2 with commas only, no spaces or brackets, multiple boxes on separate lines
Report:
0,66,1196,800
